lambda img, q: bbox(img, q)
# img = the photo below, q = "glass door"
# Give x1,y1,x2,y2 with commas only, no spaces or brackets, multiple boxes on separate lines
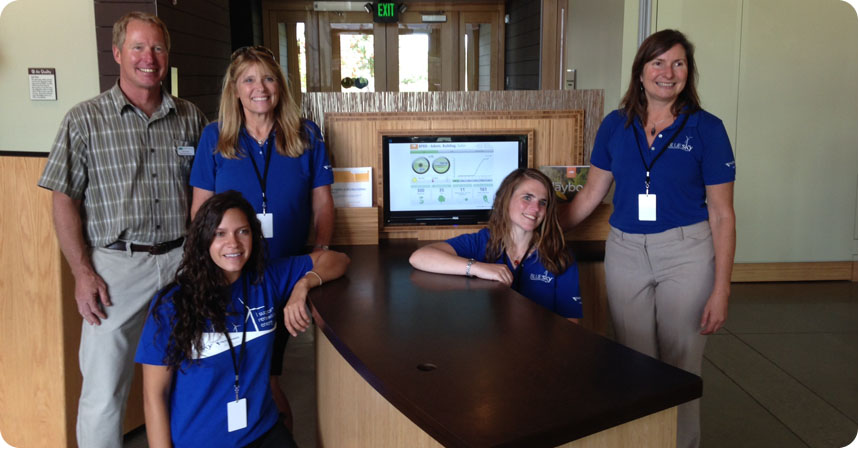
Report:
461,12,502,91
319,12,380,92
265,3,504,93
394,12,457,91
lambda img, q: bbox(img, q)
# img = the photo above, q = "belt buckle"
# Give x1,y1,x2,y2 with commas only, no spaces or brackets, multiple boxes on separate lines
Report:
149,241,169,255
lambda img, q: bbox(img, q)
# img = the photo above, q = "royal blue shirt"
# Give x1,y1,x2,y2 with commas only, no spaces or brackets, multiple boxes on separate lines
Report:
190,120,334,257
591,109,736,234
446,228,582,318
134,256,313,448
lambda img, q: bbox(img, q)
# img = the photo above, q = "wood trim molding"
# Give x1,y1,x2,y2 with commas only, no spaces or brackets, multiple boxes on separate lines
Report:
731,262,858,283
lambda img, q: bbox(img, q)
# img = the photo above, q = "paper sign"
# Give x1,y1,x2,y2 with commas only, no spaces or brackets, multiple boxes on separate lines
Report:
332,167,372,208
29,68,57,101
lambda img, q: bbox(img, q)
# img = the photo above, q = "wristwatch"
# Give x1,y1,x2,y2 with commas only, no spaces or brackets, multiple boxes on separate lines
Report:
465,258,476,277
314,244,330,251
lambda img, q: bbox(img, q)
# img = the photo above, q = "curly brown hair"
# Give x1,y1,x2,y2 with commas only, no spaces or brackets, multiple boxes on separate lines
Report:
485,168,572,274
153,191,267,370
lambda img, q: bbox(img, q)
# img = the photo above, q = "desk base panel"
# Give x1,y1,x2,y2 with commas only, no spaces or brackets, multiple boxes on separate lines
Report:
316,328,677,447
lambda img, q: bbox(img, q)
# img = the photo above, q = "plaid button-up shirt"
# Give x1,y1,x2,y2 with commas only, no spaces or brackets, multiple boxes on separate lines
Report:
38,82,208,247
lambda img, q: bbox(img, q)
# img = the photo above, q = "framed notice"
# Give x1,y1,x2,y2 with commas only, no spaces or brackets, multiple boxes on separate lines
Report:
29,68,57,101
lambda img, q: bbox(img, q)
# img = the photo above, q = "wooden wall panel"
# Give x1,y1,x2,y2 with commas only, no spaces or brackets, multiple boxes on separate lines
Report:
0,155,145,446
0,156,74,447
93,0,230,119
323,110,585,241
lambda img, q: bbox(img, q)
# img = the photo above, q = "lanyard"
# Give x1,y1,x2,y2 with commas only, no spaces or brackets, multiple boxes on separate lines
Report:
246,132,274,213
632,113,690,194
224,284,249,402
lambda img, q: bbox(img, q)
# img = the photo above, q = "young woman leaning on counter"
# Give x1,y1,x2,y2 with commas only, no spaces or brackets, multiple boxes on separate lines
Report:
410,168,582,324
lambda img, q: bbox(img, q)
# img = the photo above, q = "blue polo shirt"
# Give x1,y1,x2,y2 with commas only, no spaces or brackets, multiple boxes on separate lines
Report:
190,120,334,258
591,109,736,234
135,256,313,448
446,228,582,318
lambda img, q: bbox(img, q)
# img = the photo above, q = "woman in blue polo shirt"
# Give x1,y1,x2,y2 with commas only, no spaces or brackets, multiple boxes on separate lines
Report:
562,29,736,447
409,168,582,323
189,46,335,429
135,191,348,447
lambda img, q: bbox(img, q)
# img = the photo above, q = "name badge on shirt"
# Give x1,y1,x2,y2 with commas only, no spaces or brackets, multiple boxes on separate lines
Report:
227,398,247,432
257,212,274,238
638,194,657,221
176,146,195,156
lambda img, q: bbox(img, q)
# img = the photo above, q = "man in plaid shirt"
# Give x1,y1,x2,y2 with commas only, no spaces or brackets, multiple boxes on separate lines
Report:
38,11,207,447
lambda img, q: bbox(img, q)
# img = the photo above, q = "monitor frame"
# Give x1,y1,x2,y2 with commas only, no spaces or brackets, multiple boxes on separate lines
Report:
381,130,533,226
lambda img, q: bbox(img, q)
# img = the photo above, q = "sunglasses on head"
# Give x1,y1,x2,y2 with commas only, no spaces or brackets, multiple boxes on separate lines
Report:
231,45,276,61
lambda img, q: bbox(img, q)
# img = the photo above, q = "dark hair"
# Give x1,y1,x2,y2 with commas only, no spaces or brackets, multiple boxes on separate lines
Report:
619,29,701,127
486,168,572,274
156,190,266,370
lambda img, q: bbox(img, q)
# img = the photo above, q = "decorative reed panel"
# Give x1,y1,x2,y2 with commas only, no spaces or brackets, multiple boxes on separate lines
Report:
301,90,604,162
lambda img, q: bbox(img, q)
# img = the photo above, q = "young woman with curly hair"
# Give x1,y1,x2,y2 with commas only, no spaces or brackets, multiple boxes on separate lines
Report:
134,191,349,447
409,168,582,323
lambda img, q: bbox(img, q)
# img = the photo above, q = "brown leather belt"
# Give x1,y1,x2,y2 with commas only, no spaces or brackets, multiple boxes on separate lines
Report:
104,237,184,255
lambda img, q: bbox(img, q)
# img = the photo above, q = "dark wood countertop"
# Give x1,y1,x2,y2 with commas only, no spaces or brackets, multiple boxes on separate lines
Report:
309,241,701,447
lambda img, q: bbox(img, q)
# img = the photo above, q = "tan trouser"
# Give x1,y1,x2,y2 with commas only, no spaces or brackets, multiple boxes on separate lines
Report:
605,221,715,448
76,245,181,448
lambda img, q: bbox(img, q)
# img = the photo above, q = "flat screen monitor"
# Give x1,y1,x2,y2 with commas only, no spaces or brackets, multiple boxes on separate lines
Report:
382,134,528,225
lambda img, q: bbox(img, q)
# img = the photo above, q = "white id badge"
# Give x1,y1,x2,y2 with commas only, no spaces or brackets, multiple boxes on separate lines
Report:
638,194,657,221
227,398,247,432
176,146,195,156
256,213,274,238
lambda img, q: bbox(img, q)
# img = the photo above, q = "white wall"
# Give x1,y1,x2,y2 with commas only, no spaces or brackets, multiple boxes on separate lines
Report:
565,0,625,118
0,0,100,153
654,0,858,263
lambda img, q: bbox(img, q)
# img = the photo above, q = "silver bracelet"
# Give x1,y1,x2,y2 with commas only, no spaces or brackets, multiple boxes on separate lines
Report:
305,270,323,287
465,258,476,277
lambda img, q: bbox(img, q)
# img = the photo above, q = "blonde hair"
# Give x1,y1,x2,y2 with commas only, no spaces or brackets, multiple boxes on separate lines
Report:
485,168,571,274
112,11,170,51
216,46,306,159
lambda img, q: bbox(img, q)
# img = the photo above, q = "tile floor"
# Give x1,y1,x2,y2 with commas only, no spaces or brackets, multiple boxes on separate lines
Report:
124,280,858,447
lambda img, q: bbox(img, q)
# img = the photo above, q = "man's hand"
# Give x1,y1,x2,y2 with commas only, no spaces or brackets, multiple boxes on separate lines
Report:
74,268,111,325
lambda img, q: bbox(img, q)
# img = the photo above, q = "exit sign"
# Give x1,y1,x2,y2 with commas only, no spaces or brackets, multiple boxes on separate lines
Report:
371,1,400,23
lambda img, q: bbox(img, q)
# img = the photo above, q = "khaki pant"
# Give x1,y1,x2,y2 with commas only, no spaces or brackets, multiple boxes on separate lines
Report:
605,221,714,448
76,245,181,448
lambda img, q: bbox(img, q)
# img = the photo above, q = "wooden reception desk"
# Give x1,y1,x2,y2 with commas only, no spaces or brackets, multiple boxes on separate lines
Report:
309,242,702,447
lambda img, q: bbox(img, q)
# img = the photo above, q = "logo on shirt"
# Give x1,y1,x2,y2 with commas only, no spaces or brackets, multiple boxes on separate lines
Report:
192,297,275,359
529,270,554,284
323,164,332,170
669,136,694,152
725,160,736,169
571,296,582,304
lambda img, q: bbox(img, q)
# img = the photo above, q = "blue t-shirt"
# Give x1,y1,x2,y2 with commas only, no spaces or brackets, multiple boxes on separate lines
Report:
190,120,334,257
446,228,582,318
134,256,313,448
590,109,736,234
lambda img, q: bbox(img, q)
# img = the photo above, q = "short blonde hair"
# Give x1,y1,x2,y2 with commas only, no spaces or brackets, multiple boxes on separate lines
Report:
112,11,171,51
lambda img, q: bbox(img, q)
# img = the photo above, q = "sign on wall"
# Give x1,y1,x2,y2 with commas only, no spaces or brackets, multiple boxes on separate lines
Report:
29,68,57,101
